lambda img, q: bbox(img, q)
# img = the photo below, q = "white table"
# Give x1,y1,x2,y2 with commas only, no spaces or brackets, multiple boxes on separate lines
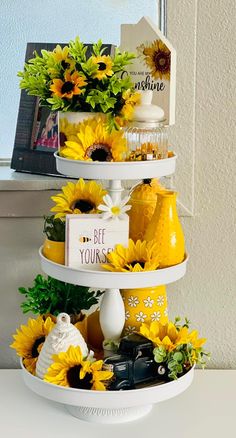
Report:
0,370,235,438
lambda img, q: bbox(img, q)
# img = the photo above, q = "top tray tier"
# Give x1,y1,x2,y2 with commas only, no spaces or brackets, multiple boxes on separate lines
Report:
55,152,177,180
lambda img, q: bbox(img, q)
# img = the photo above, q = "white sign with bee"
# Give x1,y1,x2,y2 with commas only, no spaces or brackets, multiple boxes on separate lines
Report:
66,214,129,269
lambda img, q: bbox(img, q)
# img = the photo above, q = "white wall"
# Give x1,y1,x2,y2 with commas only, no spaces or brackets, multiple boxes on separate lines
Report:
167,0,236,368
0,0,236,369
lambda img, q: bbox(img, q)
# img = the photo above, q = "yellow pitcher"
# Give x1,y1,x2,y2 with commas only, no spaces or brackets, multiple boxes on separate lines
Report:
128,178,165,242
144,191,185,268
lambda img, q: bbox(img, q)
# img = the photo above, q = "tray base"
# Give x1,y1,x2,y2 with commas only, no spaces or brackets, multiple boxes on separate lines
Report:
67,404,152,423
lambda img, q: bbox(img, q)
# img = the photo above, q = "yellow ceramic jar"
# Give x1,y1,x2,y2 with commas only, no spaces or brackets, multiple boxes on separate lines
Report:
74,316,88,341
128,179,165,242
42,239,65,265
144,191,185,267
121,285,168,335
87,310,104,350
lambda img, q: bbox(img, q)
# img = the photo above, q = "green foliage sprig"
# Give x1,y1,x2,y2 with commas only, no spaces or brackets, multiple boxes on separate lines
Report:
154,343,210,380
19,275,103,316
18,37,137,126
43,215,65,242
152,317,210,380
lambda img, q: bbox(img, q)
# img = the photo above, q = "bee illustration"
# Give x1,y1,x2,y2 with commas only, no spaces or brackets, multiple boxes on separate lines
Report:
79,236,92,243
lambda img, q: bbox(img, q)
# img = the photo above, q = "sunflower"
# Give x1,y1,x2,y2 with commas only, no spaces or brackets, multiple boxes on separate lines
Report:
141,40,171,81
59,117,81,147
44,345,113,391
50,70,87,99
140,321,206,352
51,179,107,218
51,45,75,71
120,90,141,121
102,239,160,272
91,55,113,80
60,117,128,162
11,316,54,375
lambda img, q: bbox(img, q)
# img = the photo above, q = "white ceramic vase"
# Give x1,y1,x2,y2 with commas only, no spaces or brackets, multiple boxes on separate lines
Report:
99,288,125,341
36,313,88,379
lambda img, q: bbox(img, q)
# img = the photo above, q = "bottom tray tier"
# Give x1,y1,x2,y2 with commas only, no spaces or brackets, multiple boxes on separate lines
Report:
21,361,194,424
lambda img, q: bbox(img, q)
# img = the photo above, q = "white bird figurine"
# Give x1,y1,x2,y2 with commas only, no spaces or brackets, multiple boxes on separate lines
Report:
36,313,88,379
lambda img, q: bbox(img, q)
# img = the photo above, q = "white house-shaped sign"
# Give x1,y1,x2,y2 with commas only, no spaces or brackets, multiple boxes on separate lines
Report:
120,16,176,125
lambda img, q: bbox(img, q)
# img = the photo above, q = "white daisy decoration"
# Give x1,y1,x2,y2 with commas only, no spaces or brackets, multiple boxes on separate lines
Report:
125,310,130,320
135,311,147,323
151,311,161,321
157,295,165,307
143,296,154,308
164,308,168,317
125,326,136,335
98,194,131,221
128,295,139,308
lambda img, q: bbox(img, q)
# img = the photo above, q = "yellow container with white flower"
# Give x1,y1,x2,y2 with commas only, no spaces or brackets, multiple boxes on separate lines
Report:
101,238,168,334
121,286,168,335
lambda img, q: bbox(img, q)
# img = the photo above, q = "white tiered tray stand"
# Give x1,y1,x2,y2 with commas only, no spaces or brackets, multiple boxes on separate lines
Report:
21,154,193,424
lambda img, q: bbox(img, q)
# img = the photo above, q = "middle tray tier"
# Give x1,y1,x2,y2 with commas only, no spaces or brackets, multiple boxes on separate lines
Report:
39,247,188,288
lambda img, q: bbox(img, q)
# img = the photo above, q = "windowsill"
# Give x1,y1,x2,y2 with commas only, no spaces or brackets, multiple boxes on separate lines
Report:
0,165,68,191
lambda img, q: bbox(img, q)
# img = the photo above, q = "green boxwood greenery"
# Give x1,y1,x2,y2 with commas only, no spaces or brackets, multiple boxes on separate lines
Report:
19,275,103,316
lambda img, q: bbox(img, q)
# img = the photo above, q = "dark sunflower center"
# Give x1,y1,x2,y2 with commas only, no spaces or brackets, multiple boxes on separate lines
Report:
67,365,93,389
31,336,45,358
61,60,71,70
61,81,74,94
59,132,67,147
73,199,95,213
143,178,152,185
130,260,145,268
153,51,170,73
86,143,113,162
97,62,107,71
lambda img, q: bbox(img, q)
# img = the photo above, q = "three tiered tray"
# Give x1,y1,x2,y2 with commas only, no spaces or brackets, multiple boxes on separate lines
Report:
21,155,192,424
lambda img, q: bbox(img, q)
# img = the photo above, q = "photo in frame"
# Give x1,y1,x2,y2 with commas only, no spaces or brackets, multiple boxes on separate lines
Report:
66,214,129,269
11,42,115,176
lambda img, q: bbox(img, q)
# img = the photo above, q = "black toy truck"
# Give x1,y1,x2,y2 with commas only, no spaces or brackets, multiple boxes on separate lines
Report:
103,333,169,390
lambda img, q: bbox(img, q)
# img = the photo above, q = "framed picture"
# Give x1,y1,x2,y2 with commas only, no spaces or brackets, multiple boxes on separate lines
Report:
11,42,115,176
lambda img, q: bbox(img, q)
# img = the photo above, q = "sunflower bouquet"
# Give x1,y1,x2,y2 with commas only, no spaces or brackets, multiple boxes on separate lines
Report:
18,38,140,129
140,317,210,380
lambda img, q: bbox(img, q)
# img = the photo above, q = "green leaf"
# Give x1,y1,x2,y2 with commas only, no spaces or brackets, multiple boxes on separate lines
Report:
173,352,184,363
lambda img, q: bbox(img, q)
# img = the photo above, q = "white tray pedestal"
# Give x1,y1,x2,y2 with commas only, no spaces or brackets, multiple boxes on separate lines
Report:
99,288,125,341
108,179,123,204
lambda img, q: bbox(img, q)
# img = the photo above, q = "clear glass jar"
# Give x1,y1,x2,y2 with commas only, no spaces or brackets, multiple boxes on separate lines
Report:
125,122,168,161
